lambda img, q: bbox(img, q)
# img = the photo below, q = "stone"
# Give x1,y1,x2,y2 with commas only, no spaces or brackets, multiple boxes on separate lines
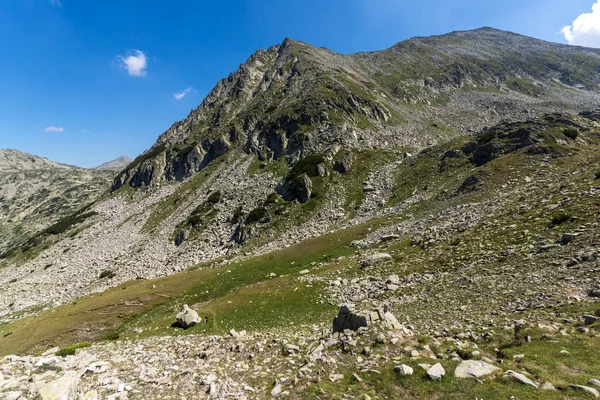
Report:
82,390,99,400
427,363,445,380
454,360,501,378
270,384,282,397
584,315,599,326
387,274,400,284
38,372,79,400
589,379,600,388
351,373,363,383
175,304,199,329
570,385,600,398
333,306,367,332
394,364,414,376
329,373,344,383
333,154,353,173
362,183,376,193
503,370,538,388
383,311,403,330
596,309,600,317
561,232,580,244
361,253,392,268
3,392,22,400
541,382,557,391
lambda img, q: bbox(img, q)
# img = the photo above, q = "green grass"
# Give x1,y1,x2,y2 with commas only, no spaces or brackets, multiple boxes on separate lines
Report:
56,342,91,357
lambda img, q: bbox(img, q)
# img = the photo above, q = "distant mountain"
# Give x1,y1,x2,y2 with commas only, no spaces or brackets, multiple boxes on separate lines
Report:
0,149,73,172
0,149,116,257
94,156,133,170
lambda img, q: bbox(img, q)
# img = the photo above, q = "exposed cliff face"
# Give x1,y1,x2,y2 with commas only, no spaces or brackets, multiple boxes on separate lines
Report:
112,28,600,192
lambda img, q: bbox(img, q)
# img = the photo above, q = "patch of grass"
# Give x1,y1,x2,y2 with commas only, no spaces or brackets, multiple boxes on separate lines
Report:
246,207,267,223
56,342,91,357
550,210,573,226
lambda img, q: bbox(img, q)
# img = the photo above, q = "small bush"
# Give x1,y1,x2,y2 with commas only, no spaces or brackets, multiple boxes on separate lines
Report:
550,211,572,225
56,342,91,357
563,128,579,140
99,270,116,279
595,171,600,180
232,206,244,224
104,332,120,341
207,191,222,204
246,207,267,223
265,192,280,205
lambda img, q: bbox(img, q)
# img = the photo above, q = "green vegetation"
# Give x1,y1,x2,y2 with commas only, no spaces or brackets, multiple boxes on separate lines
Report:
56,342,91,357
246,207,267,223
99,270,116,279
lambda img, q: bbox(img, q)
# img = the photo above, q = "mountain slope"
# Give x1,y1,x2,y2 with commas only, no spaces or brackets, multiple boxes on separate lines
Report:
113,27,600,191
0,149,72,172
3,29,600,319
0,150,115,258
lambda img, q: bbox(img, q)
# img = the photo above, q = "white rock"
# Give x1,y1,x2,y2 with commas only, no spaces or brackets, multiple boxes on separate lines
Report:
504,370,538,388
571,385,600,398
427,363,445,380
394,364,414,376
454,360,501,378
38,371,78,400
175,304,199,329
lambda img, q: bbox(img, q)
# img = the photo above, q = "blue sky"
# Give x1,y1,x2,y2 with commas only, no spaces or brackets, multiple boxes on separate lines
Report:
0,0,598,167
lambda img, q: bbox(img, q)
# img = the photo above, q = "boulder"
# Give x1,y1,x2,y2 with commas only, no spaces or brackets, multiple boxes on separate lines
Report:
589,379,600,388
394,364,414,376
504,370,538,388
584,315,599,326
176,304,200,329
361,253,392,268
333,154,353,173
427,363,445,380
38,371,79,400
333,306,367,332
454,360,501,378
570,385,600,398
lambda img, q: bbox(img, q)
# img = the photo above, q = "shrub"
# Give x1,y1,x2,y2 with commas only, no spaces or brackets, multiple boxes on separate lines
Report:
99,270,116,279
550,211,572,225
104,332,120,341
232,206,244,224
246,207,267,223
207,191,222,204
265,192,280,205
595,171,600,180
563,128,579,140
56,342,91,357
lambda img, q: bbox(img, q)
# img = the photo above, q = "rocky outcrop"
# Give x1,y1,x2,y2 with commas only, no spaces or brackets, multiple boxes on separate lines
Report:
176,304,200,329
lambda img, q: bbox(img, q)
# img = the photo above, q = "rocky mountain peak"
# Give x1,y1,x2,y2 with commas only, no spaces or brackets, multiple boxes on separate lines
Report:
93,156,133,170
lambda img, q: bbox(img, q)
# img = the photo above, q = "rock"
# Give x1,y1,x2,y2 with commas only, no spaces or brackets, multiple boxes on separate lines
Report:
332,306,367,332
596,309,600,317
589,379,600,388
299,269,310,275
394,364,414,376
503,370,538,388
361,253,392,268
351,373,363,383
570,385,600,398
362,182,376,193
329,373,344,383
427,363,445,380
3,392,22,400
562,232,580,244
382,311,403,330
38,371,79,400
541,382,557,391
283,344,300,356
454,360,501,378
513,354,525,362
333,154,353,173
296,174,313,203
387,275,400,284
381,234,400,243
175,304,200,329
82,390,99,400
270,384,282,397
584,315,599,326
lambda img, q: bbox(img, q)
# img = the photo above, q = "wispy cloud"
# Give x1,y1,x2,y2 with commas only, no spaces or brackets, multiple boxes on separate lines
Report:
117,50,148,77
44,126,65,132
49,0,62,6
562,0,600,48
174,87,192,100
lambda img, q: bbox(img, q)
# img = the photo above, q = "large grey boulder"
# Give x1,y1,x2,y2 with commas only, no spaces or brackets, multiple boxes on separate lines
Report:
38,371,79,400
394,364,414,376
176,304,200,329
454,360,501,378
333,306,367,332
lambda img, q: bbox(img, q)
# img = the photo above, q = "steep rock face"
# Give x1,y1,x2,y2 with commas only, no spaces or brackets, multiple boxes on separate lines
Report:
112,28,600,192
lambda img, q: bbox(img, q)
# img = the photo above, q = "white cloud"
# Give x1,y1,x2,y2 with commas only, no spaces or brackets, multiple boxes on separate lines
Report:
174,87,192,100
44,126,65,132
562,0,600,48
49,0,62,6
117,50,148,77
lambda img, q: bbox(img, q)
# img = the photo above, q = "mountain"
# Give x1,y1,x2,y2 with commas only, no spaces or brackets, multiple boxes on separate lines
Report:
93,156,133,170
0,149,72,172
0,29,600,399
0,149,115,257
